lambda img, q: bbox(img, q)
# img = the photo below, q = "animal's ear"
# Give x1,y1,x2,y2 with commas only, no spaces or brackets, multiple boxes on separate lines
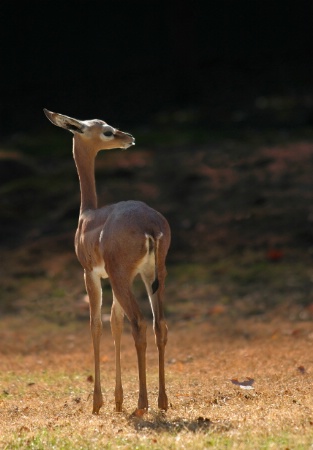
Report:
43,109,85,134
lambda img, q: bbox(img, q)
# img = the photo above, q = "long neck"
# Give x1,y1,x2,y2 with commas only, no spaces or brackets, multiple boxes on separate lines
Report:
72,138,98,214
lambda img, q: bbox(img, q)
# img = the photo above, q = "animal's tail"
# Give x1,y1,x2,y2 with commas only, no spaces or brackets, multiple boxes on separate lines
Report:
145,232,163,294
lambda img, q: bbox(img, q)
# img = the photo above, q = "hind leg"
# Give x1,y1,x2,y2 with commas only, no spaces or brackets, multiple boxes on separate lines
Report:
142,271,168,411
109,275,148,411
110,293,124,412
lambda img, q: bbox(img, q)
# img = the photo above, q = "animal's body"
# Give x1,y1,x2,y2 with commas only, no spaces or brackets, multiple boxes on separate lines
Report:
44,109,170,414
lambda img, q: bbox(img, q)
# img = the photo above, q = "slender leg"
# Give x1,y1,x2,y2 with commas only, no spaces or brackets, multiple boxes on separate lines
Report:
110,293,124,412
155,315,168,411
142,273,168,411
109,278,148,411
84,270,103,414
131,313,148,410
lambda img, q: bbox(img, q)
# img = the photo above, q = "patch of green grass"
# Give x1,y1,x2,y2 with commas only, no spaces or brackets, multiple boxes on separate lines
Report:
167,263,213,284
165,259,313,317
3,429,313,450
168,259,311,290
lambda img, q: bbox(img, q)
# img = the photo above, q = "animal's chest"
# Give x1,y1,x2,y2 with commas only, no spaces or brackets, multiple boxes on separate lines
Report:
75,223,104,272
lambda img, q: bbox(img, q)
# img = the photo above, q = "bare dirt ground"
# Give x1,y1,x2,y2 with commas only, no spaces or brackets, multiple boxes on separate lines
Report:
1,304,313,448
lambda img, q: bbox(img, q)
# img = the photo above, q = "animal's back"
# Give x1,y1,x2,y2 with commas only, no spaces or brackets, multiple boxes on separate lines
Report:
100,200,170,273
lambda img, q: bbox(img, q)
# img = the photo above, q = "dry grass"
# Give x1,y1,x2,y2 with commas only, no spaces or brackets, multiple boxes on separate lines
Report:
1,312,313,449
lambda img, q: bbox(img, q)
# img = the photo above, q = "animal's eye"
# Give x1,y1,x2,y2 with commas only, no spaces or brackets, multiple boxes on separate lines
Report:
103,130,113,137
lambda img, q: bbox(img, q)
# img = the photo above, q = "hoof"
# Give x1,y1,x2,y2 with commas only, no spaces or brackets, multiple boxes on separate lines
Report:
158,395,168,411
92,399,103,415
115,402,123,413
131,408,147,418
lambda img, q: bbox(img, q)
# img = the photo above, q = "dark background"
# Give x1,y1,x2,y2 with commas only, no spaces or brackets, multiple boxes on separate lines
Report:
1,0,313,135
1,0,313,262
1,0,313,319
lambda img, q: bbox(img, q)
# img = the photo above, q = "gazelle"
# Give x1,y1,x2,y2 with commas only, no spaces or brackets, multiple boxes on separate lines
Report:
44,109,171,414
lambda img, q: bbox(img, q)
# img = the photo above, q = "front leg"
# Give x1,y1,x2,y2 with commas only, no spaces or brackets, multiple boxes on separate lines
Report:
84,270,103,414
